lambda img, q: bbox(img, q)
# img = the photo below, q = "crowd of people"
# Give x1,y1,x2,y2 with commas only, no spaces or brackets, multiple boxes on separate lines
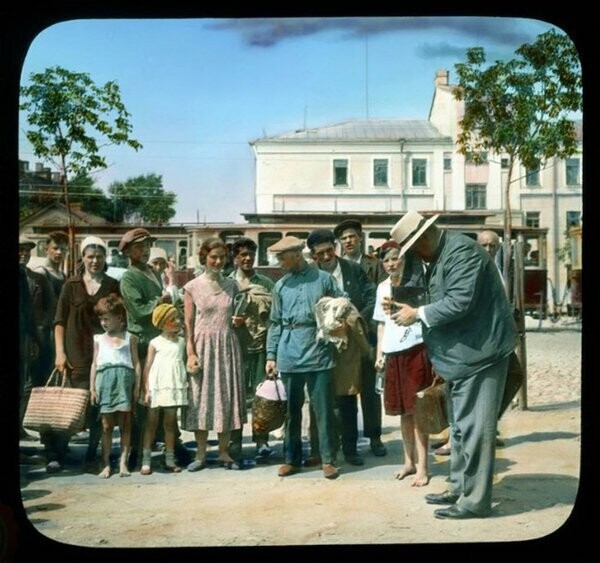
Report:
19,214,517,520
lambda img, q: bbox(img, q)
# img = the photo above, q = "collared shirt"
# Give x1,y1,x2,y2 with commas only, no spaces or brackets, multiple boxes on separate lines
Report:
330,260,344,291
228,269,275,293
266,263,344,373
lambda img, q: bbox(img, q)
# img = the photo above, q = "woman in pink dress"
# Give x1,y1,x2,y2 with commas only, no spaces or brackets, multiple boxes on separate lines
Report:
183,237,247,471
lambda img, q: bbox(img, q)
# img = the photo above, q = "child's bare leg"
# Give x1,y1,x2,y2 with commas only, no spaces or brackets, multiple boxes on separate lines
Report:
141,408,160,474
98,414,115,479
163,408,180,471
118,411,132,476
411,425,430,487
394,414,417,480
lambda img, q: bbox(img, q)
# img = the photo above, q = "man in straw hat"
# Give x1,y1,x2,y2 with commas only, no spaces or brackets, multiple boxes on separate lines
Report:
387,210,517,519
265,236,345,479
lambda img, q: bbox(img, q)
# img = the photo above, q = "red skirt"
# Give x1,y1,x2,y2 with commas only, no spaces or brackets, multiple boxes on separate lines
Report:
384,344,433,416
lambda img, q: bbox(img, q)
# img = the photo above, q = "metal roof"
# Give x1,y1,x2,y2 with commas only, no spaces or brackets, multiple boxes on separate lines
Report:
254,119,450,143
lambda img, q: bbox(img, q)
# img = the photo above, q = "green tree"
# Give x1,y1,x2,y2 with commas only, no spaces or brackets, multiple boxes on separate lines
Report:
68,171,114,220
108,173,177,225
453,28,582,284
20,65,142,272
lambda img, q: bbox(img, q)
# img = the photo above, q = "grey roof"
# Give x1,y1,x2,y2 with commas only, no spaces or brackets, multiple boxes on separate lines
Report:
255,119,450,143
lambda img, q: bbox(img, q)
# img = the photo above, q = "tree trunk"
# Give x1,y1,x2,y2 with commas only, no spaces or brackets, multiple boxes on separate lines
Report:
60,156,75,276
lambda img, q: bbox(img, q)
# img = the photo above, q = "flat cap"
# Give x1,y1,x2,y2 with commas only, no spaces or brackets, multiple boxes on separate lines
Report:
118,228,156,252
306,229,335,250
333,219,363,239
19,235,36,249
267,235,305,254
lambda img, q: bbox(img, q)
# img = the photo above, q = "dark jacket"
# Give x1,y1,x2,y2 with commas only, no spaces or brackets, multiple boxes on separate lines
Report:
422,231,517,381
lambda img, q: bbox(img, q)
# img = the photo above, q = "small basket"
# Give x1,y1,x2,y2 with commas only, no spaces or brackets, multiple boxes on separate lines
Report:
23,369,89,434
251,379,287,435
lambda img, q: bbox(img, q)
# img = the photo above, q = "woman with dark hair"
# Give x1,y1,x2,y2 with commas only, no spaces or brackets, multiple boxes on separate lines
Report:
43,236,120,473
183,237,246,471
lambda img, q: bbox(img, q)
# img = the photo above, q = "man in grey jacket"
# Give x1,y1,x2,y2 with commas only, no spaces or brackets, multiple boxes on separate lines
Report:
388,211,517,519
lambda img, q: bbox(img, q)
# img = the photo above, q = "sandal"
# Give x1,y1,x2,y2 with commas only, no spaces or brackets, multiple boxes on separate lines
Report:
140,465,152,475
219,460,241,470
165,464,182,473
187,459,207,472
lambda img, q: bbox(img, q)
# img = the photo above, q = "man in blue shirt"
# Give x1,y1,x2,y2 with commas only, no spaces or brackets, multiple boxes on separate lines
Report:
265,236,344,479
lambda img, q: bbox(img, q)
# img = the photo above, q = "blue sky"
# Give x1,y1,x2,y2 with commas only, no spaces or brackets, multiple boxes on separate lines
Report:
18,16,570,223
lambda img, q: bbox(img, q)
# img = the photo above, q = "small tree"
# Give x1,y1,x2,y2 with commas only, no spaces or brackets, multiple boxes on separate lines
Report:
108,173,177,224
20,66,142,273
453,28,582,286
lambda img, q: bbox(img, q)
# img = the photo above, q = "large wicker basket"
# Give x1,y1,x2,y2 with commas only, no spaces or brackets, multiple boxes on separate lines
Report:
23,369,89,434
251,379,287,435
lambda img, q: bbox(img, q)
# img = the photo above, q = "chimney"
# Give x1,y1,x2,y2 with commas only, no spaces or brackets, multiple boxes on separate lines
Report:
35,162,44,172
51,172,61,183
69,202,83,213
435,69,449,87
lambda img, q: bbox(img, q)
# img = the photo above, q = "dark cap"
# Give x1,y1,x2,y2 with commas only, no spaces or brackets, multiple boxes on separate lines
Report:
118,228,157,252
19,235,36,249
333,219,363,239
306,229,336,251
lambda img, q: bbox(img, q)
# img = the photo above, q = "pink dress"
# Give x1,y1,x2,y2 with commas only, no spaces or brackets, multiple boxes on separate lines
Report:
183,275,246,432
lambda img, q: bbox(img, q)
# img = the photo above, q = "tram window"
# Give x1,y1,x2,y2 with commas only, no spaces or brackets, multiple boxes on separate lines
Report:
258,232,282,266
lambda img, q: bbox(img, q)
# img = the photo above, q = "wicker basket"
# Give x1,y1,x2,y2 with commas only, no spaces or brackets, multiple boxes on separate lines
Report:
251,379,287,435
23,369,89,434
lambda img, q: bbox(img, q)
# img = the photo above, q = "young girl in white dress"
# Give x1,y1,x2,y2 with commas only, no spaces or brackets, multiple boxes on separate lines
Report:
140,303,188,475
90,294,141,479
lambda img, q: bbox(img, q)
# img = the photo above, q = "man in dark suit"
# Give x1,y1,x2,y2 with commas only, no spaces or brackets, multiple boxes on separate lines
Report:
334,219,387,457
306,229,377,466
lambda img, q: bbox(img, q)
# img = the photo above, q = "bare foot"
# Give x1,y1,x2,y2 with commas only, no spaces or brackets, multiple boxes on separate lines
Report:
393,466,416,480
119,466,131,477
98,466,111,479
411,471,430,487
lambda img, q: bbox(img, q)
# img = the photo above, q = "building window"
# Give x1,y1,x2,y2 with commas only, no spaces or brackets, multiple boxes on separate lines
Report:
465,184,486,209
333,159,348,186
412,158,427,186
525,211,540,228
526,167,540,186
443,153,452,171
259,232,282,266
566,211,581,228
466,151,488,164
373,159,388,187
501,158,509,169
566,158,580,186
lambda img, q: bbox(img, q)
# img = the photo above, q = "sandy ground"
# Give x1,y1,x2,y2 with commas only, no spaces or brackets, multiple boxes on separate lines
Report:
10,318,590,559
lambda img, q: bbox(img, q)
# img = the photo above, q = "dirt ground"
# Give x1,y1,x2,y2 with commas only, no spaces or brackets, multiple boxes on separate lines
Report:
10,325,591,559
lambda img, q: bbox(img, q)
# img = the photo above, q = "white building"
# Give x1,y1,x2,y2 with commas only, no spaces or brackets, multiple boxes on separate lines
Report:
248,69,583,302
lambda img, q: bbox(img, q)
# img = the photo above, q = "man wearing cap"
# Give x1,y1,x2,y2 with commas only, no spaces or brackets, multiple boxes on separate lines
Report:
387,211,517,519
333,219,388,457
118,228,181,470
265,236,344,479
306,228,376,467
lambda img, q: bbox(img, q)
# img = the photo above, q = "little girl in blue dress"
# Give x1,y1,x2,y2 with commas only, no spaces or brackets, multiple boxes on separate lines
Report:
90,294,141,478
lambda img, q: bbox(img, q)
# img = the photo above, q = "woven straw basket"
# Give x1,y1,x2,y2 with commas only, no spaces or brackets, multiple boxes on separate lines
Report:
251,380,287,435
23,369,89,434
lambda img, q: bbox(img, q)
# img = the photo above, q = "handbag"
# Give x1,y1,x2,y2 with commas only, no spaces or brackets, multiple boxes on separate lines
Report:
499,351,524,419
415,375,449,435
251,378,287,435
23,369,89,434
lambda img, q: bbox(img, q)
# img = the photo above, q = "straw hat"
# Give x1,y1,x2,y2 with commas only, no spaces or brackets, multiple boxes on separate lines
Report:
390,211,440,257
151,303,177,329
